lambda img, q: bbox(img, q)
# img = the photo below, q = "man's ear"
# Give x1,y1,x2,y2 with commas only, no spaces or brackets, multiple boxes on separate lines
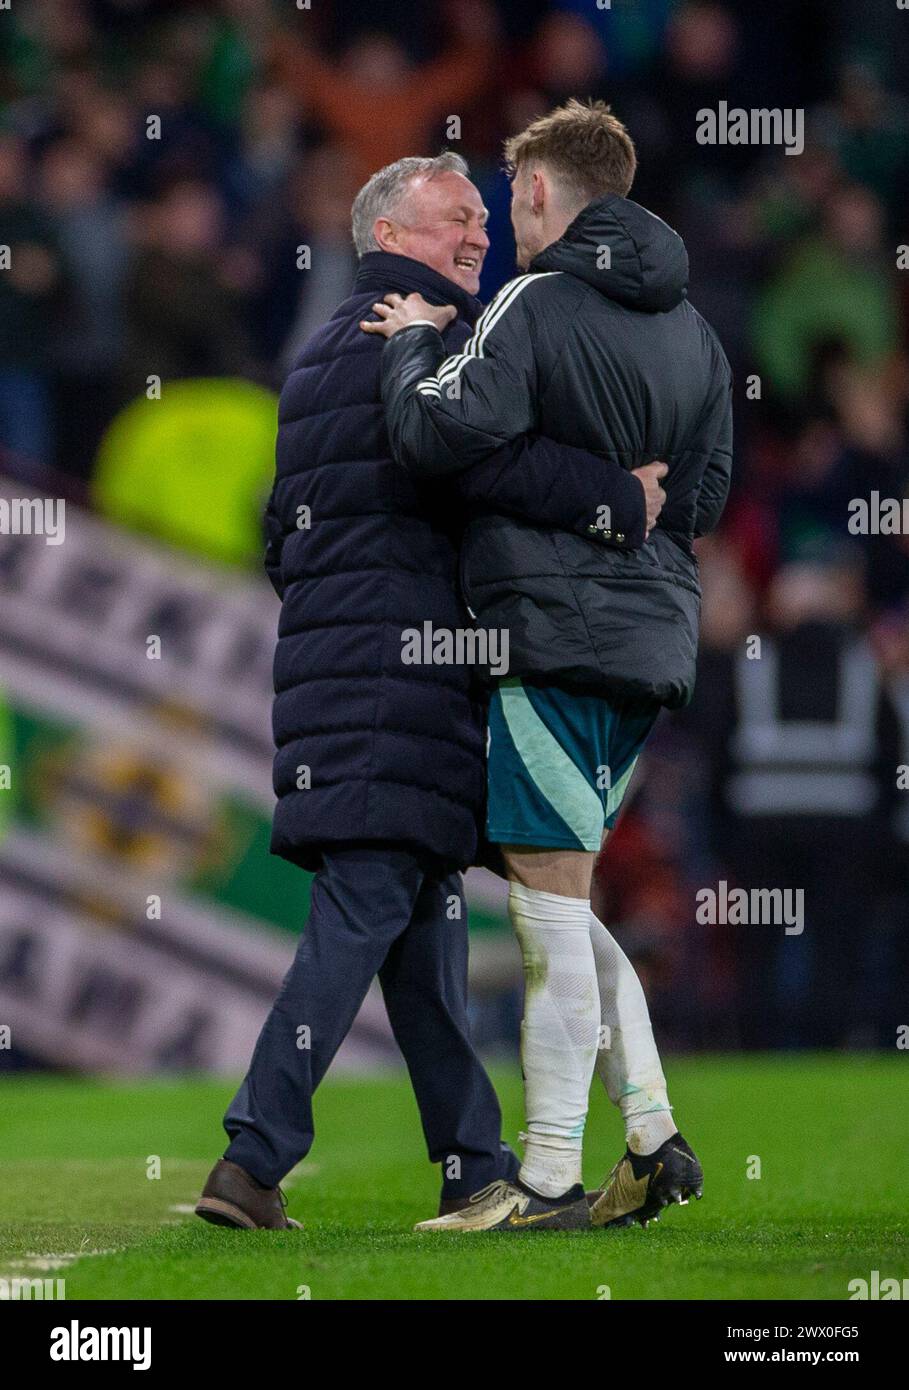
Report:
531,170,546,216
373,217,397,252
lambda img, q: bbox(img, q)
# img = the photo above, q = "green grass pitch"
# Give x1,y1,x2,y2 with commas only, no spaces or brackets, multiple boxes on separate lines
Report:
0,1055,905,1300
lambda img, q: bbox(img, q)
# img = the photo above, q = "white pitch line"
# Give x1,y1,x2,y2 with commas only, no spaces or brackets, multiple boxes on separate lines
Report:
0,1158,228,1297
282,1162,320,1188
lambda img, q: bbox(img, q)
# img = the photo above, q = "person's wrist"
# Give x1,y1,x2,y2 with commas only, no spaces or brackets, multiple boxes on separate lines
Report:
624,469,649,545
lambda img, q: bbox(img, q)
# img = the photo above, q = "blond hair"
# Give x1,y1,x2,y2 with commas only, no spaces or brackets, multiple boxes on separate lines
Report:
503,99,636,209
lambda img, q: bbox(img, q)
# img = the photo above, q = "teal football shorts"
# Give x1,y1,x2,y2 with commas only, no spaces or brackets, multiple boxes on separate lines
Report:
486,677,658,851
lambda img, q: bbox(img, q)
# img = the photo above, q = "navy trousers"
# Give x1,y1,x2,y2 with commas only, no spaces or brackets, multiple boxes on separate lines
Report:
223,843,517,1200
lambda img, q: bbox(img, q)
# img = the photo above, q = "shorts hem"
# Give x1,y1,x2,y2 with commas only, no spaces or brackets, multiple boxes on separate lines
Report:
486,828,601,851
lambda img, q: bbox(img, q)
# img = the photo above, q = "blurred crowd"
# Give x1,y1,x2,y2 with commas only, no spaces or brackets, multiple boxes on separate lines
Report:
2,0,909,1050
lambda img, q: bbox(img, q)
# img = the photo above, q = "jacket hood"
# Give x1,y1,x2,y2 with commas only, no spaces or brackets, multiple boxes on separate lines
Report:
355,251,482,326
531,195,689,313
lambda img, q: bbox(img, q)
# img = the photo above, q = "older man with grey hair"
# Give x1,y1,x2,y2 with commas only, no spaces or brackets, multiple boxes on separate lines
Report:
196,152,659,1232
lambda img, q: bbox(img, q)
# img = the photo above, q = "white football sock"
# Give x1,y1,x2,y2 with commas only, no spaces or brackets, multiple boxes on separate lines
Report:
508,883,600,1198
588,909,676,1155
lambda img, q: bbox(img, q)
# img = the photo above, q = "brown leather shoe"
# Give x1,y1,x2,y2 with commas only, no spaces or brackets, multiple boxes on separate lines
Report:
195,1159,303,1230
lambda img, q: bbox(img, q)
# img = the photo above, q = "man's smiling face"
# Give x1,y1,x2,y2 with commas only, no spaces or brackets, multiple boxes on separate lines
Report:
380,170,489,294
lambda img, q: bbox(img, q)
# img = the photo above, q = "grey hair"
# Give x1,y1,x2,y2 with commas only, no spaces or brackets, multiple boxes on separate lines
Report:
351,152,470,256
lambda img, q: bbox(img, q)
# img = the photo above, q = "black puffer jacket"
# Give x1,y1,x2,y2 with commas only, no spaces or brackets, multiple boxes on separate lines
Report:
382,195,733,709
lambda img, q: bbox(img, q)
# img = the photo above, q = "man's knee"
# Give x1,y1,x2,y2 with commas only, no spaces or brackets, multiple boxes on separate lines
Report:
501,845,596,899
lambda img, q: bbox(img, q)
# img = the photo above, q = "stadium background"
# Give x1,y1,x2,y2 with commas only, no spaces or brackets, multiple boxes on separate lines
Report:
1,0,908,1085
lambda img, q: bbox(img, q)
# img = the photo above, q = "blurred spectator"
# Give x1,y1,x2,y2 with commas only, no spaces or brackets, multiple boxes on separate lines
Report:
656,1,743,181
553,0,670,82
198,0,272,132
258,145,359,375
37,136,128,480
752,183,900,399
529,11,606,103
225,81,300,216
688,557,897,1048
123,178,256,399
814,62,909,229
59,84,141,200
126,52,225,194
736,144,841,255
0,133,60,471
272,0,497,185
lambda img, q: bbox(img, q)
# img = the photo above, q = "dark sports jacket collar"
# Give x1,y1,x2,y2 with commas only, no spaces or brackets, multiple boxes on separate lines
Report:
355,251,482,326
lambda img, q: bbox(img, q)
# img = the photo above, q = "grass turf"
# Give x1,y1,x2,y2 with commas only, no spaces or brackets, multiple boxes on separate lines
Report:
0,1055,905,1300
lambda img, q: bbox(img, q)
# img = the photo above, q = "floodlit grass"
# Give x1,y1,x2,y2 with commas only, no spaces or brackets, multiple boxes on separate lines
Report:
0,1056,905,1300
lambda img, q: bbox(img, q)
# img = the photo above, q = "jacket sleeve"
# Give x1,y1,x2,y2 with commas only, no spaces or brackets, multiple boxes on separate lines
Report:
263,491,285,599
693,366,733,538
452,435,648,550
381,277,542,477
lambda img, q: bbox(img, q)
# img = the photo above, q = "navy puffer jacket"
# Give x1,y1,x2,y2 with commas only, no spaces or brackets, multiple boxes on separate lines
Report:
266,253,488,872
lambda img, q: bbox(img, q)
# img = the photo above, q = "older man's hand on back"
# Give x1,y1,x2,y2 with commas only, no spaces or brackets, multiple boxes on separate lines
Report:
632,460,668,538
361,291,457,338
